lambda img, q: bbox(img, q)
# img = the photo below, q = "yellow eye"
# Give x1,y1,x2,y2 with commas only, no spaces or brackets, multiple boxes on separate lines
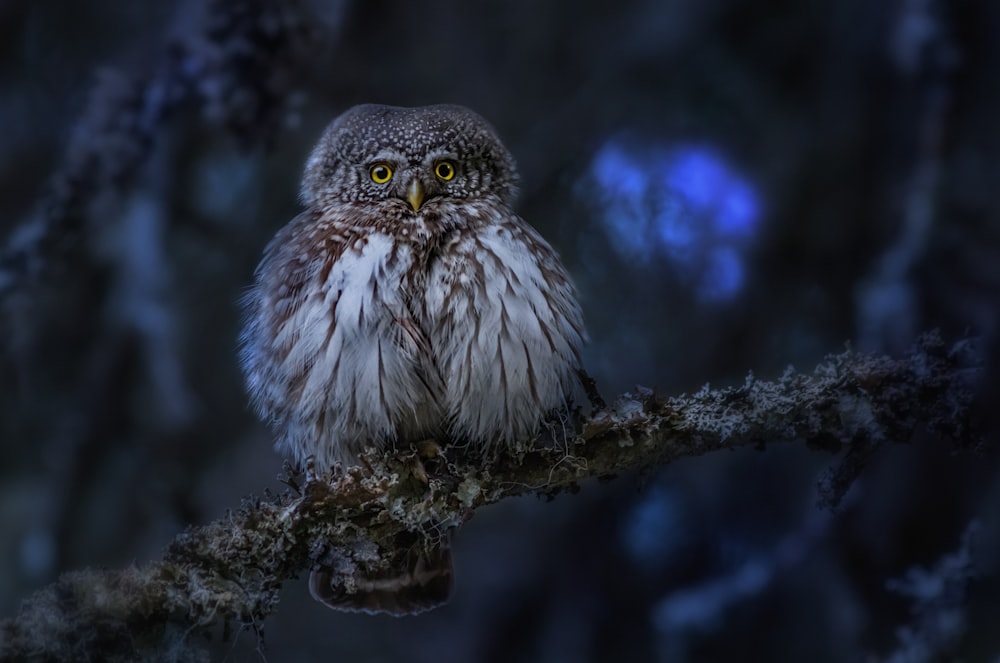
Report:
434,160,456,181
369,163,393,184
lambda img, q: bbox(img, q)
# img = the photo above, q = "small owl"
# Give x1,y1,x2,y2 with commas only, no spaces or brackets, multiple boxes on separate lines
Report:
239,104,586,614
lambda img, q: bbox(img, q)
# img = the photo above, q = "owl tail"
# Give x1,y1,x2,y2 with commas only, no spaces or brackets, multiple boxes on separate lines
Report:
308,543,453,616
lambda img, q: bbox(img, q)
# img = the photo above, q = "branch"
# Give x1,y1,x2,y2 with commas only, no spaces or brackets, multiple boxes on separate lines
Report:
0,333,983,661
879,519,980,662
0,0,315,306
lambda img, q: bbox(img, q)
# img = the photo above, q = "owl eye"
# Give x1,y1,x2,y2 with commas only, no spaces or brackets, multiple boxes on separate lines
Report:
369,163,393,184
434,160,456,181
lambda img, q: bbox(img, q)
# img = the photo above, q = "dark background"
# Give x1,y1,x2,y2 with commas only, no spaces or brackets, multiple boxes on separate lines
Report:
2,0,999,661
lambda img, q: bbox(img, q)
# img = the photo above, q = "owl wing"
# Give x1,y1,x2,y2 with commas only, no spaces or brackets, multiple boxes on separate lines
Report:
428,214,586,449
239,210,337,434
240,209,446,465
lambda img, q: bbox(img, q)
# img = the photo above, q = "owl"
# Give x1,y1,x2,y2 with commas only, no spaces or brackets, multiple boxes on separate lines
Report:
239,104,586,615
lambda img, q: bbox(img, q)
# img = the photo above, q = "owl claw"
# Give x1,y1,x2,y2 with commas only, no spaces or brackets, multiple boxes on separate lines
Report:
411,456,429,485
414,438,442,460
408,438,444,485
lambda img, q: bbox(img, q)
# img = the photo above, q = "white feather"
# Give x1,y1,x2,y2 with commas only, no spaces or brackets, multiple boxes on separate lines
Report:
243,210,584,467
424,220,585,449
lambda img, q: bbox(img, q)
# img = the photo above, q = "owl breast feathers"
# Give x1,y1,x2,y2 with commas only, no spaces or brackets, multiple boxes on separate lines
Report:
239,104,587,470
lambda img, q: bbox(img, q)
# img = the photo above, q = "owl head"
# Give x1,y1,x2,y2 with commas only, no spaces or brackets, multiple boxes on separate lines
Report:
300,104,520,213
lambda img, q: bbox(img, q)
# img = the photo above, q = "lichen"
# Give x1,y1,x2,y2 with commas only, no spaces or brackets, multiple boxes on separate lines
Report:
0,334,982,660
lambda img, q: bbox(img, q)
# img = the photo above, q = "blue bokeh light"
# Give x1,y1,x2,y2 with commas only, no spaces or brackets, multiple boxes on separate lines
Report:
589,140,762,301
665,148,728,212
715,179,759,238
655,202,697,257
623,486,687,567
700,247,744,301
592,143,648,201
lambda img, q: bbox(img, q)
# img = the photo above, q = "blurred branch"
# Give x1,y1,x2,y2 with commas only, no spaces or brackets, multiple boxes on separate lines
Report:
0,0,323,611
856,0,958,353
0,0,316,306
879,519,980,663
0,332,984,661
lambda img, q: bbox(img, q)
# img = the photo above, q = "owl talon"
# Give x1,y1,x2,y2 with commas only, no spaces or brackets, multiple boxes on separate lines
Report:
410,438,446,484
411,456,429,485
414,438,442,460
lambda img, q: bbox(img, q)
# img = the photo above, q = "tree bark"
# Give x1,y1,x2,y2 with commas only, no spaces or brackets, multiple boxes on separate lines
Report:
0,333,983,662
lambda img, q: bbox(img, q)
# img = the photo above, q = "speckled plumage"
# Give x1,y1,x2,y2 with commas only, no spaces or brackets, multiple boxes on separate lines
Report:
240,104,585,467
238,104,586,614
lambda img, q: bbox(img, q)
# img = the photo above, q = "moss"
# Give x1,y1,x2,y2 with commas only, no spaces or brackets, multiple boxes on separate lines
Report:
0,334,982,660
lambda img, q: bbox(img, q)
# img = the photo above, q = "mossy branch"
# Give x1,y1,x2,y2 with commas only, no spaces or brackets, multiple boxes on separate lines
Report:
0,333,983,662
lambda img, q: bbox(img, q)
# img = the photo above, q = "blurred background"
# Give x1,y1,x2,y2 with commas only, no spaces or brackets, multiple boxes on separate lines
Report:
1,0,999,660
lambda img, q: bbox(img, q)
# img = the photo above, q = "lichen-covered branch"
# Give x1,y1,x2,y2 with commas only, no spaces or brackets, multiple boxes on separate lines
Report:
0,333,983,661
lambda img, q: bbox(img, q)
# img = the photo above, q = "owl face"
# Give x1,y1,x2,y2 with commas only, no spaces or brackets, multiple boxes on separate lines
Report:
301,104,519,213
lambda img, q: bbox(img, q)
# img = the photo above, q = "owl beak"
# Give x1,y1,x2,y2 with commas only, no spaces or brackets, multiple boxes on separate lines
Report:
406,178,425,211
